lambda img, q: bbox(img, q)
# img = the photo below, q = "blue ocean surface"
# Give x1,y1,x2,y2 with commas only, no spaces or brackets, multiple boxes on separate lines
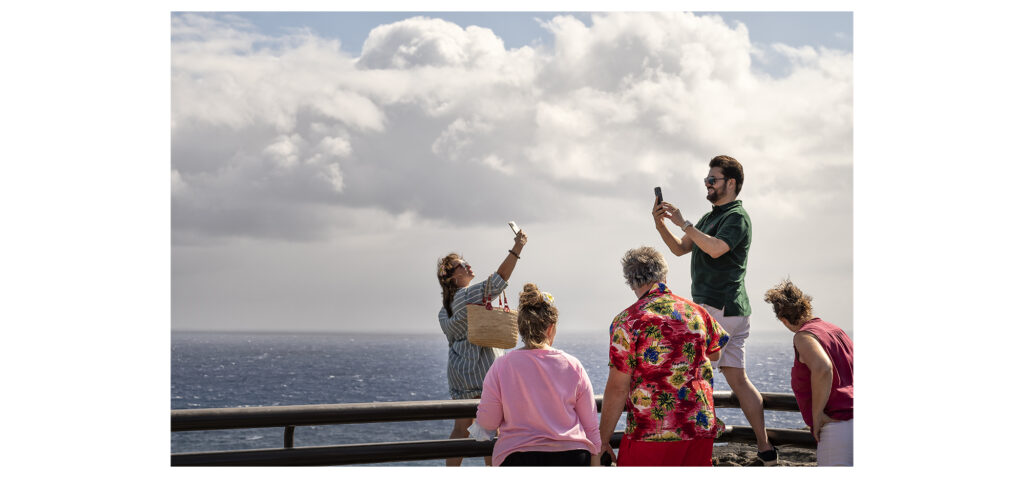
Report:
171,330,805,466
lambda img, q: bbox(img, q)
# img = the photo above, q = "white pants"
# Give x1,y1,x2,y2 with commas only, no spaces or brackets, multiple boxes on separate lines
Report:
701,304,749,369
817,419,853,466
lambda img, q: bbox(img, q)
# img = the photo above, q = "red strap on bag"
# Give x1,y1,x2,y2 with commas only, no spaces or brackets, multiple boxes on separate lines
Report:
481,280,511,312
482,291,510,311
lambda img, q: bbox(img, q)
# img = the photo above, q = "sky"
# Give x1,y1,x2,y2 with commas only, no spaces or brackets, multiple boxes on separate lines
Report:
171,11,854,335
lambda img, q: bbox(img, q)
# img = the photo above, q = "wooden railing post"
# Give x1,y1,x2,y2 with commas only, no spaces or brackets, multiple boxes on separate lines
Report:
284,426,295,448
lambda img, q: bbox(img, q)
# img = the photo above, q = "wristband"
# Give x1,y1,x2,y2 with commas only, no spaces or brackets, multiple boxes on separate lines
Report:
508,249,520,259
681,220,693,231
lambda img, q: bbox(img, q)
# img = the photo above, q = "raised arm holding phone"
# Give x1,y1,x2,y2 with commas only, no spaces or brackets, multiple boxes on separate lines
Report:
655,201,732,259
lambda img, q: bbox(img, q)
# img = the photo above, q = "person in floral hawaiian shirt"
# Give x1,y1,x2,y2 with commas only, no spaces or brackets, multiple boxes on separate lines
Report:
598,246,729,466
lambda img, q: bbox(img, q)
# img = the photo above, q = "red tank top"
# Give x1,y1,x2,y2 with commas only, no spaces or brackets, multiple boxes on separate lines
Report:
791,318,853,428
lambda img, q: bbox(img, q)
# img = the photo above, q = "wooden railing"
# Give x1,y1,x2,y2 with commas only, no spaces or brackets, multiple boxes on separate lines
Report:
171,391,813,466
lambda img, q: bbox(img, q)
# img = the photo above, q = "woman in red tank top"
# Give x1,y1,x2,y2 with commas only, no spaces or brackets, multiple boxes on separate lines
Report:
763,280,853,466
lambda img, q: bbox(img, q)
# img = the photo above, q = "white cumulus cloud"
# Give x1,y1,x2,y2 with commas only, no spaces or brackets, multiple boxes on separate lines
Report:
172,12,851,241
357,16,509,70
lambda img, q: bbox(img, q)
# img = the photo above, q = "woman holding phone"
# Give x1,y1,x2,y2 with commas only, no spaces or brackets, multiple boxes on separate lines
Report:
435,226,527,466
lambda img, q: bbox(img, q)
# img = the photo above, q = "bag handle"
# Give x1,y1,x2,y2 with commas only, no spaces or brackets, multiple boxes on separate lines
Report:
481,277,494,310
480,277,511,312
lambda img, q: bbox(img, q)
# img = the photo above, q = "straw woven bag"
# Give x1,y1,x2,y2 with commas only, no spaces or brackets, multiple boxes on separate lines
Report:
466,281,518,349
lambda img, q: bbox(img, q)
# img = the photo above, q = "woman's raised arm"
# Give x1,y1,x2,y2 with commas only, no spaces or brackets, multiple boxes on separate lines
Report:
496,231,527,281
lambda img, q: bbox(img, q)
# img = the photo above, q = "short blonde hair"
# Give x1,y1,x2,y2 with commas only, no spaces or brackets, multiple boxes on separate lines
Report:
621,246,668,289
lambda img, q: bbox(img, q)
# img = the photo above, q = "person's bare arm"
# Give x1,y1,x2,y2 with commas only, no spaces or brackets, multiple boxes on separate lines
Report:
657,200,732,258
653,200,693,256
681,224,730,258
495,231,527,281
599,367,631,464
795,331,835,440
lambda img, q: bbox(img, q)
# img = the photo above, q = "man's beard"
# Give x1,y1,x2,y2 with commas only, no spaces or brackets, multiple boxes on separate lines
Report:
706,186,720,202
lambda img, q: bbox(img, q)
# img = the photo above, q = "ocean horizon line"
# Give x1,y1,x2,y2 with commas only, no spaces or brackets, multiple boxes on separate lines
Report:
170,328,804,341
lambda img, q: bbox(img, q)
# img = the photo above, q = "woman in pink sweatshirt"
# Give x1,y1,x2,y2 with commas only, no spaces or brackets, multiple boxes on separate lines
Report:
474,283,602,466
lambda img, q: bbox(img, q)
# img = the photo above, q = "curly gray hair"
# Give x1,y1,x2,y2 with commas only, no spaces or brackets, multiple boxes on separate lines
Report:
621,246,668,289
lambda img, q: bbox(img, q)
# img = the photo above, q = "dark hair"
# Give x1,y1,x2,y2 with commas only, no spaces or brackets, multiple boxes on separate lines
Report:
436,253,462,317
710,155,744,195
763,279,813,326
517,283,558,348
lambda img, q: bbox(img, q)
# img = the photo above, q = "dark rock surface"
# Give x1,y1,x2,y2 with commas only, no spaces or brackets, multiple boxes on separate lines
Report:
713,443,816,467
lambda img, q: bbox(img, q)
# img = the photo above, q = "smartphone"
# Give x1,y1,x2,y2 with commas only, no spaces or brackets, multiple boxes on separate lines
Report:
508,221,521,235
654,186,663,204
600,451,613,466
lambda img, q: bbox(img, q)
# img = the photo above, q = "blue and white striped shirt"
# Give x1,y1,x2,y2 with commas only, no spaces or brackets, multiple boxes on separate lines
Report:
438,272,508,399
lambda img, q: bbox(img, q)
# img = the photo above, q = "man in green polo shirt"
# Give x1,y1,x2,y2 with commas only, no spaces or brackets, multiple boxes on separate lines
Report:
652,155,778,466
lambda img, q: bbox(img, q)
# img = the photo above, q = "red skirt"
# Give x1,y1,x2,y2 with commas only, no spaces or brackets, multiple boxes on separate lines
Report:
617,436,714,467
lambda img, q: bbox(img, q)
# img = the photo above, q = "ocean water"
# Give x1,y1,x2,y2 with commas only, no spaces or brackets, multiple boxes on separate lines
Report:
171,330,805,466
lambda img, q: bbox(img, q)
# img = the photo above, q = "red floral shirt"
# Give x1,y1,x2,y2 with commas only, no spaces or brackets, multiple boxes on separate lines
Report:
608,283,729,441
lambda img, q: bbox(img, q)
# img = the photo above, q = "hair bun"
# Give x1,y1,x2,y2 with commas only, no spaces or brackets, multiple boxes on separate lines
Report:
520,283,544,308
516,282,559,348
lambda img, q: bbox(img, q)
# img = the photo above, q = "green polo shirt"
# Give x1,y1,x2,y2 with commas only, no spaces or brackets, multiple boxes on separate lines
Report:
690,200,752,317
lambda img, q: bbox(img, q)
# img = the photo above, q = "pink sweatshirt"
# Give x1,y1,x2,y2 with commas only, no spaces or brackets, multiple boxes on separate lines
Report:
475,348,602,466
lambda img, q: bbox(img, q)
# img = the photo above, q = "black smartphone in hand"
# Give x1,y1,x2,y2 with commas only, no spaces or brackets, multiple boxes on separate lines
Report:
654,186,663,204
601,451,613,466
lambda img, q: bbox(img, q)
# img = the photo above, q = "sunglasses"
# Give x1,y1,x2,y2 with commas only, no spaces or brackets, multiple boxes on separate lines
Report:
704,176,729,186
445,260,470,277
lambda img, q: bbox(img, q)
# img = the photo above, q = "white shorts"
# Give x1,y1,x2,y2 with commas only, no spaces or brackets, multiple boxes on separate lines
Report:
701,304,749,370
817,419,853,466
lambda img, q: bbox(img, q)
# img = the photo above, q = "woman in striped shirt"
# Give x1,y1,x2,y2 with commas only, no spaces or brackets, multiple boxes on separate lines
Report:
436,229,527,466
